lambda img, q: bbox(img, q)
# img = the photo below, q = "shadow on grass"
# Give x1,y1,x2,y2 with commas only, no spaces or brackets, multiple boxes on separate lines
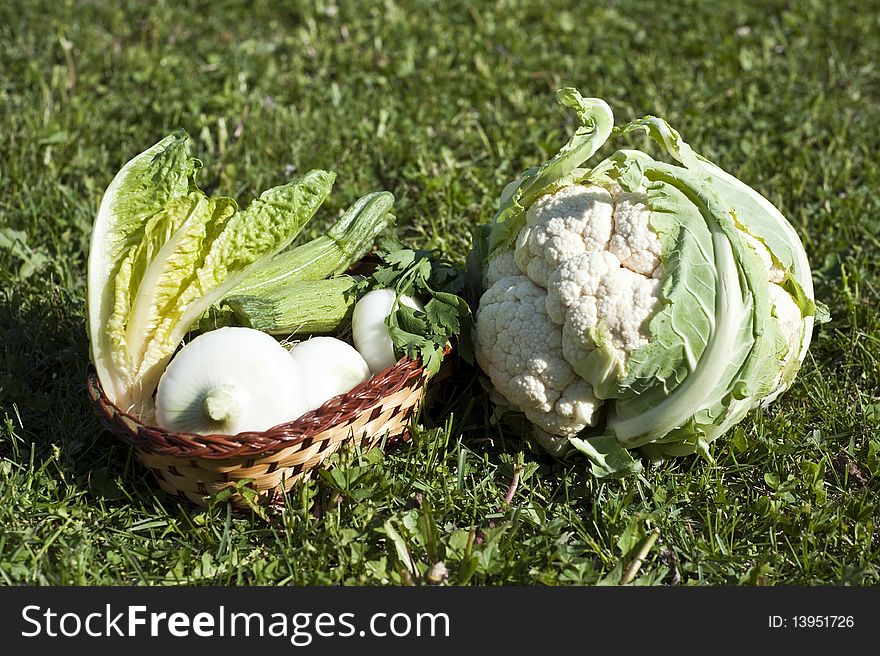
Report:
0,285,162,507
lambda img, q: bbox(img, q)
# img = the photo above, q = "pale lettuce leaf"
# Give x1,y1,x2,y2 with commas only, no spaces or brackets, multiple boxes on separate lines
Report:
88,131,196,405
88,130,335,415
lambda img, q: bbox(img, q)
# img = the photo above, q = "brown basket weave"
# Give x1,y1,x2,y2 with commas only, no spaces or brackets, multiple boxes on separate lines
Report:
86,350,438,509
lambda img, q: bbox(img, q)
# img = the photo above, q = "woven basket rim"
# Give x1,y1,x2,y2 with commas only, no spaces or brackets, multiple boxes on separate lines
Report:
86,349,440,460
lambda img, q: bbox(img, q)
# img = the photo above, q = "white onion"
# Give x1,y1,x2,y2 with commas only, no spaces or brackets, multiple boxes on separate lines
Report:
351,288,424,374
289,336,371,411
155,327,306,435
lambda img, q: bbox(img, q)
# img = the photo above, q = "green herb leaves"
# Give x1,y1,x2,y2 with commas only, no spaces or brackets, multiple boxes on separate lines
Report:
356,240,473,376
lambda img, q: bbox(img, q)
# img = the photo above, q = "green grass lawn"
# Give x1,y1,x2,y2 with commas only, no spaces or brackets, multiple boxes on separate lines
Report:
1,0,879,585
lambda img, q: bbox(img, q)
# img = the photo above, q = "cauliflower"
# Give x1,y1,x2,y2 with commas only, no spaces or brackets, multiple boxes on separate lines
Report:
547,249,661,393
471,89,825,478
484,251,521,287
513,185,614,286
475,276,599,437
474,180,669,440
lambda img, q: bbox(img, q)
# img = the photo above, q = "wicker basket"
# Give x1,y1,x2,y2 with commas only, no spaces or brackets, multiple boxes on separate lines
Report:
86,350,438,509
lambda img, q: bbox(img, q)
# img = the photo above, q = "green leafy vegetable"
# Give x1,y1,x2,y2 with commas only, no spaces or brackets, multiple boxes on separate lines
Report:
87,130,334,416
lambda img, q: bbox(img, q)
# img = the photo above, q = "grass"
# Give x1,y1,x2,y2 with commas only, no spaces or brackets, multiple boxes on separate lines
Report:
1,0,879,586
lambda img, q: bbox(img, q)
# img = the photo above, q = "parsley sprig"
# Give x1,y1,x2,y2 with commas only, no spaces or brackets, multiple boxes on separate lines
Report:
354,240,473,376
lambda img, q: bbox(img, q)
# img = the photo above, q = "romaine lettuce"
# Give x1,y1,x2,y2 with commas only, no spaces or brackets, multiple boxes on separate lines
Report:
87,130,334,418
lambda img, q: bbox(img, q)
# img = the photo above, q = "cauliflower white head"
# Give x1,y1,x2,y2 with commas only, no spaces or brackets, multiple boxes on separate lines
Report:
471,89,825,478
475,275,599,437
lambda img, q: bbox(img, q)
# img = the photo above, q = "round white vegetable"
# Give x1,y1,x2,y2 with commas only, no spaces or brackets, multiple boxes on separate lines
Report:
351,288,424,374
155,327,306,435
289,336,371,411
